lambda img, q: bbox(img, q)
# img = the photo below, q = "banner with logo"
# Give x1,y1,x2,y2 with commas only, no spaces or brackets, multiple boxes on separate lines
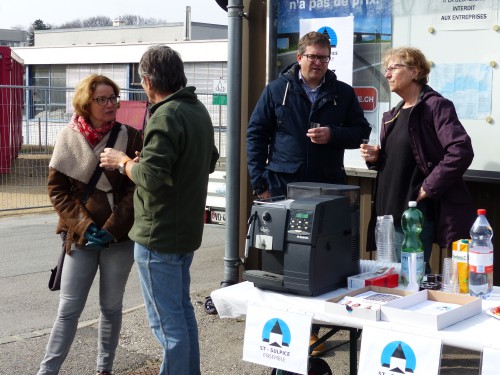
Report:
275,0,392,87
358,326,442,375
243,303,313,375
300,16,354,85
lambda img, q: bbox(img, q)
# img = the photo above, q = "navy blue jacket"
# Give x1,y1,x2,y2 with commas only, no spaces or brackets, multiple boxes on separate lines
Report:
247,63,370,195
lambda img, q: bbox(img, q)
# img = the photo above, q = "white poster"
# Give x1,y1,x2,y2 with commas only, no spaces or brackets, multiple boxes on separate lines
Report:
243,304,313,375
428,63,492,120
300,16,354,85
358,326,442,375
436,0,495,30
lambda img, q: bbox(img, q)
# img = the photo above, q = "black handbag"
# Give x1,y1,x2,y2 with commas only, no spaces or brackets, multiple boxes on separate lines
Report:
48,124,121,291
48,233,67,291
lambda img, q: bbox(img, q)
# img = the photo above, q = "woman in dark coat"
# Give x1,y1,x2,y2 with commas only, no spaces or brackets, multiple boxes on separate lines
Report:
361,47,475,272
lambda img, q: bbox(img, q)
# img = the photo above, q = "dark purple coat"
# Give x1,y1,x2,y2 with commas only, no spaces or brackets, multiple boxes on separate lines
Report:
367,86,475,250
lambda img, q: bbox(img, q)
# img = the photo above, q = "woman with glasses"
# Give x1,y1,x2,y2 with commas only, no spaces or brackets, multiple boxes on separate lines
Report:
37,74,143,375
361,47,475,273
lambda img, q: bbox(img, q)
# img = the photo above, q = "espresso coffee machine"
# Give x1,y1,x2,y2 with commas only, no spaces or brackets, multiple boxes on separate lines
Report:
243,183,360,296
287,182,361,263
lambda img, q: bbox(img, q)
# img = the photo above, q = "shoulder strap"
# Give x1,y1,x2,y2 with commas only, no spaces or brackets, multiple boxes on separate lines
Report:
80,124,122,204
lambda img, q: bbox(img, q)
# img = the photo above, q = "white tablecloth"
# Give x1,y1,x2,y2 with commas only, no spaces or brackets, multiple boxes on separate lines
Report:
211,281,500,351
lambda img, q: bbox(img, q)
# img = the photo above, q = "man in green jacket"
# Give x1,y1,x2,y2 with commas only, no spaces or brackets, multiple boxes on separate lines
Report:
100,45,219,375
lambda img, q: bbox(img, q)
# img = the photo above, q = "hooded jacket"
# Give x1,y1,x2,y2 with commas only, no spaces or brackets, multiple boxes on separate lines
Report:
367,85,475,250
247,63,370,194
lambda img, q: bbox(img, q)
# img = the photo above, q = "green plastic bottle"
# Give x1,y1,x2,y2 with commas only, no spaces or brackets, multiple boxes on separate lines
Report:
400,201,424,289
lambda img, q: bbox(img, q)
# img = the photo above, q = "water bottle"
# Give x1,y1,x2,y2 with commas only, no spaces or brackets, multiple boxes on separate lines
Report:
400,201,425,290
469,209,494,299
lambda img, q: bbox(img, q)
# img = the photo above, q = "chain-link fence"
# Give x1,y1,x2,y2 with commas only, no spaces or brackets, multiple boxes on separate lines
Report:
0,85,227,213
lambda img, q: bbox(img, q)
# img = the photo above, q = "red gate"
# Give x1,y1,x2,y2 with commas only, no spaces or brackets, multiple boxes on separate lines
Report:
0,47,24,173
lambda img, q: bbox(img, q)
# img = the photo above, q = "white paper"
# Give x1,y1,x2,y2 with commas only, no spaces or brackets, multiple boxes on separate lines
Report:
428,63,492,120
404,300,461,315
481,346,500,374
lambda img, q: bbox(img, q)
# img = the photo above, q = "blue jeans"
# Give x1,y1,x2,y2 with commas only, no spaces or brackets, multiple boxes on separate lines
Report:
134,243,200,375
38,240,134,375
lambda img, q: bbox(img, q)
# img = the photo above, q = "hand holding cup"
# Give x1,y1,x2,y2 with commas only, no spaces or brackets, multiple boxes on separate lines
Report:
307,122,330,144
360,139,380,162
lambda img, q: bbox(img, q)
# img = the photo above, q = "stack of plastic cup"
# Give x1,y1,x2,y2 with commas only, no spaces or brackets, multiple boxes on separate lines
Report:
375,215,396,263
441,257,459,293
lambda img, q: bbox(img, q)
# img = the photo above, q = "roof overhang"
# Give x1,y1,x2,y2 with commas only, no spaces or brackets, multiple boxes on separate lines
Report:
12,40,228,65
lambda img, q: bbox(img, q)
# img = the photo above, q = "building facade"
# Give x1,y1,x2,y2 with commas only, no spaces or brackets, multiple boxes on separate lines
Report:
9,21,228,159
0,29,27,47
12,21,228,133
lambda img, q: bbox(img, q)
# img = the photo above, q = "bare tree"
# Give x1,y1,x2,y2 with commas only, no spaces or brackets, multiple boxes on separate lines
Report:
118,15,166,25
143,17,167,25
59,19,84,29
118,15,145,26
82,16,113,28
24,15,167,33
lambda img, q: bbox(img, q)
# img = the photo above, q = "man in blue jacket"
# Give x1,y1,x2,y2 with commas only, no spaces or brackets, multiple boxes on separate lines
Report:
246,31,370,353
247,31,370,199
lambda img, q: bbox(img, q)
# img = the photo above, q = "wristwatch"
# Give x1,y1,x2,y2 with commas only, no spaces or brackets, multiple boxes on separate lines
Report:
118,158,131,175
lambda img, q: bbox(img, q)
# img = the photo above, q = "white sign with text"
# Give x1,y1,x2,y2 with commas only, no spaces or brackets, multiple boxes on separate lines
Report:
243,303,312,375
436,0,495,30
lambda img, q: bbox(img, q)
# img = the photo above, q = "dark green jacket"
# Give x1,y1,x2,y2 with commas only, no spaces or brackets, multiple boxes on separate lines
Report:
129,86,219,253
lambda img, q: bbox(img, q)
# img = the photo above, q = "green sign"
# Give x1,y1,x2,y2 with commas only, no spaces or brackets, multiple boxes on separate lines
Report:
212,94,227,106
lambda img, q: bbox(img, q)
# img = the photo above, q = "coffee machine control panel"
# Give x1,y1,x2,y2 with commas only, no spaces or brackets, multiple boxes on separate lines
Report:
287,209,314,235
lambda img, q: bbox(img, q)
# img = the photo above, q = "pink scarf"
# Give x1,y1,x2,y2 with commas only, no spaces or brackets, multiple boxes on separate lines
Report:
67,113,115,148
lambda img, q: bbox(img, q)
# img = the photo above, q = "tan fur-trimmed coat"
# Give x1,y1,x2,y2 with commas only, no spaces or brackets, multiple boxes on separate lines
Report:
48,123,143,252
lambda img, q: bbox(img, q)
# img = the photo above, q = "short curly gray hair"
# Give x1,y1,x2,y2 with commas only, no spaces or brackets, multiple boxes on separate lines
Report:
384,47,431,86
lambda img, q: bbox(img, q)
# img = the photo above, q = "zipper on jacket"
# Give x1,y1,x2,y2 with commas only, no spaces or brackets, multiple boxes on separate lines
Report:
282,81,290,106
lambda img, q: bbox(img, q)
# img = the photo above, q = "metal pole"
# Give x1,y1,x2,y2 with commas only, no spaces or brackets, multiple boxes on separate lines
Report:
38,118,41,147
24,67,30,145
266,0,277,83
222,0,244,287
218,105,222,151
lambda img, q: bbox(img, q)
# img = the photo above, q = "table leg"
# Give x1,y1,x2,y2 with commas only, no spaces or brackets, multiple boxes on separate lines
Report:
349,328,362,374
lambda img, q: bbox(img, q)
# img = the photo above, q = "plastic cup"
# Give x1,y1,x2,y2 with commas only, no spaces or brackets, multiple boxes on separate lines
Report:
441,257,459,293
375,215,396,262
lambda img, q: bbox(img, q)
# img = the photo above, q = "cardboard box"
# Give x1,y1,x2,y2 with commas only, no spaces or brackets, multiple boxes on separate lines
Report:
325,286,414,321
381,289,482,330
452,239,470,294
